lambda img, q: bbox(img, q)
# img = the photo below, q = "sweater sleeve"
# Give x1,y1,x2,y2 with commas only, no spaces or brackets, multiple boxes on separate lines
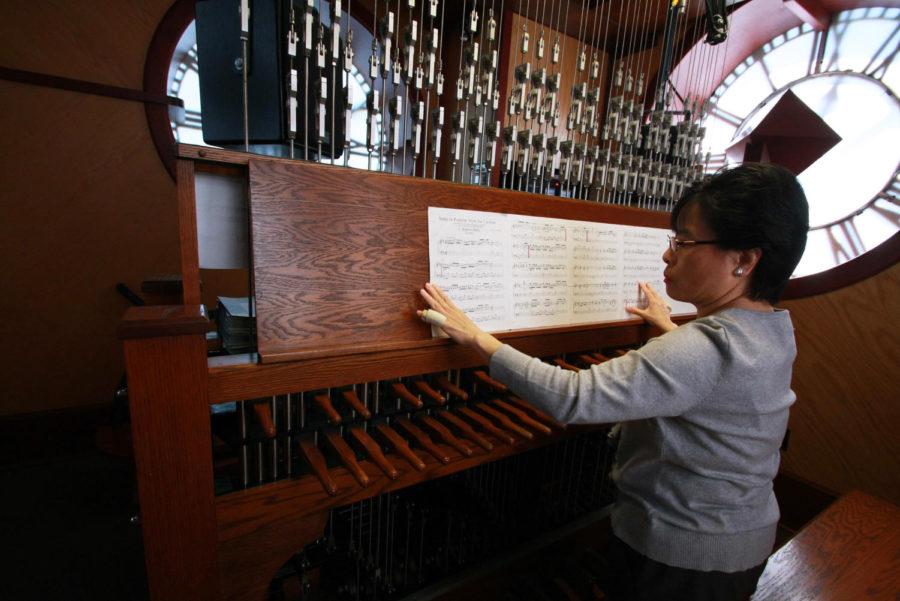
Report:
488,319,730,424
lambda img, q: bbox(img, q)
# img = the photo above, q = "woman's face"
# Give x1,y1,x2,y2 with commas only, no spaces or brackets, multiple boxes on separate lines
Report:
662,204,744,315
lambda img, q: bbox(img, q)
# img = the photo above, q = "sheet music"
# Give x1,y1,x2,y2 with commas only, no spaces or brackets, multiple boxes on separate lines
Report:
509,216,570,329
428,207,693,334
429,208,511,332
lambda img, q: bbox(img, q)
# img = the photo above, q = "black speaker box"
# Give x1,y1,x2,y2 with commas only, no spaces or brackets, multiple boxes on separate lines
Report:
195,0,346,158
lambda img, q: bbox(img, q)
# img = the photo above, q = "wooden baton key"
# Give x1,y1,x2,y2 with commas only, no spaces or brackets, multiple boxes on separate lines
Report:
414,380,446,405
458,406,516,445
473,370,508,393
313,393,342,425
374,423,426,471
434,375,469,401
391,382,424,410
348,427,399,479
252,402,277,438
478,403,535,440
507,396,565,430
578,354,604,366
437,410,494,451
323,430,370,487
419,415,474,457
341,389,372,419
298,437,338,496
492,399,553,435
395,418,451,464
552,358,581,372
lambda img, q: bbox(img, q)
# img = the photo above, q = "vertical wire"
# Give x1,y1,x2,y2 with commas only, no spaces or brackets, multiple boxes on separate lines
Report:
481,0,498,186
432,0,448,178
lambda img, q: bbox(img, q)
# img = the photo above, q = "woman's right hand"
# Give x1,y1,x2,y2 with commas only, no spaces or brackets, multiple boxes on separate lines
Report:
625,282,678,333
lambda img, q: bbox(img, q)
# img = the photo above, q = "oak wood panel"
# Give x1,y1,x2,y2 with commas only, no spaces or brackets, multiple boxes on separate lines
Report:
207,317,686,403
117,304,209,339
123,332,220,601
219,511,329,601
248,158,669,363
177,159,202,304
752,491,900,600
780,261,900,506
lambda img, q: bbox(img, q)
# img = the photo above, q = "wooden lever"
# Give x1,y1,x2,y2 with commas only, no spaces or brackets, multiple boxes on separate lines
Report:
435,375,469,401
252,402,276,438
473,370,508,393
374,424,426,471
391,382,424,410
414,381,446,405
298,438,338,496
419,415,474,457
507,396,565,430
348,427,399,479
395,418,451,464
323,430,370,487
492,399,553,435
578,354,604,366
341,390,371,419
458,407,515,445
437,411,493,451
313,394,342,425
478,403,535,440
552,358,581,372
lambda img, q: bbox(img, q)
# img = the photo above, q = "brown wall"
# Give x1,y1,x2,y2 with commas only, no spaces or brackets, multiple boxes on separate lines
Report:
781,263,900,505
1,0,180,416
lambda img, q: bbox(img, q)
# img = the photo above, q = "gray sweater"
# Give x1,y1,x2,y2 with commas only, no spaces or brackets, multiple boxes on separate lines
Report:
489,308,797,573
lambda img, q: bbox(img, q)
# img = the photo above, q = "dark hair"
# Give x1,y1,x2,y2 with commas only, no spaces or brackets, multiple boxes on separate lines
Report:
671,163,809,304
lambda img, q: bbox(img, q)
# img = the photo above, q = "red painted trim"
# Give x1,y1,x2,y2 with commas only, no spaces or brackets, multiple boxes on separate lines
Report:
783,0,830,31
143,0,197,181
783,231,900,299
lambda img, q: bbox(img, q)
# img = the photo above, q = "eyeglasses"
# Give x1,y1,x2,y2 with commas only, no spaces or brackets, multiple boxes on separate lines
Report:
667,235,721,253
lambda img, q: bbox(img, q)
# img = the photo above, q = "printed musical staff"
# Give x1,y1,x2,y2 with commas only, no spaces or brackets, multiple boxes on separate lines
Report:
428,208,692,334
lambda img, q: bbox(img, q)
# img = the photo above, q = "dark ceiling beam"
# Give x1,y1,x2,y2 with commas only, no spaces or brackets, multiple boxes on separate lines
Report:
782,0,830,31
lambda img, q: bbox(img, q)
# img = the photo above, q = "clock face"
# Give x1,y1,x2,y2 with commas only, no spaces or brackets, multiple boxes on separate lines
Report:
702,7,900,278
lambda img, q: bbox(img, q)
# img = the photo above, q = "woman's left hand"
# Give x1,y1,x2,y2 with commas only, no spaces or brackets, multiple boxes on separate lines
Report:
418,282,502,359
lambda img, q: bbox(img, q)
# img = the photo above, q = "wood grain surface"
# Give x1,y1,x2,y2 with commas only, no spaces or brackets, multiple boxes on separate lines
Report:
781,261,900,506
752,491,900,600
247,158,669,363
124,332,220,601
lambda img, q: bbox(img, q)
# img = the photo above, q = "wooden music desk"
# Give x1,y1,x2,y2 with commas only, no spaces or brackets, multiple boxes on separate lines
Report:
752,490,900,600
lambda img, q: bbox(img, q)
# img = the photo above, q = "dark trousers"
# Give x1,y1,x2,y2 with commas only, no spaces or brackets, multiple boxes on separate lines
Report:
598,535,768,601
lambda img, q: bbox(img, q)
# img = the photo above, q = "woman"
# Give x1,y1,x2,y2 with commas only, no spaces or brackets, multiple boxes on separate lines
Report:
418,163,809,601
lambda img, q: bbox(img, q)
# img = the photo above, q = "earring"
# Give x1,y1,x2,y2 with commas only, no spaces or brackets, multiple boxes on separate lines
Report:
734,267,744,277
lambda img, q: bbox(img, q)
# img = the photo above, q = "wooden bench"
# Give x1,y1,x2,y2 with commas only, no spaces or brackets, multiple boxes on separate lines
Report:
752,490,900,600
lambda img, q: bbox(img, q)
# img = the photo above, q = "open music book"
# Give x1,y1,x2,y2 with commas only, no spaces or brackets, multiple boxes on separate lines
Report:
428,207,693,333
